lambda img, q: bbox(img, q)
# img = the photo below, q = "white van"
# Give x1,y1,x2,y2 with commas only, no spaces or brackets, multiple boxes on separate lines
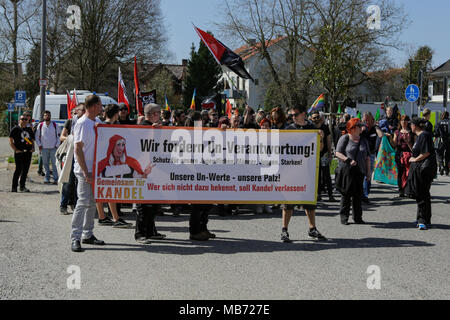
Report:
32,91,118,127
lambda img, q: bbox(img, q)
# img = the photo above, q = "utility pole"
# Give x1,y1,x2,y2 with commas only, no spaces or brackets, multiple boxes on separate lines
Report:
444,76,448,112
39,0,47,122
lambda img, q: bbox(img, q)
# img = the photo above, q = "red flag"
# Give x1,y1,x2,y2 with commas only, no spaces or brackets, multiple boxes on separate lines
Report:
226,99,233,119
134,56,143,115
67,90,73,119
72,89,78,107
194,25,254,81
118,67,130,112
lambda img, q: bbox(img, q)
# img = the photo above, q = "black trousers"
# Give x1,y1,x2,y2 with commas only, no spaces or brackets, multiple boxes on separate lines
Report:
437,141,450,174
190,204,211,234
339,171,364,223
135,204,159,239
416,180,432,225
12,151,32,189
318,164,333,197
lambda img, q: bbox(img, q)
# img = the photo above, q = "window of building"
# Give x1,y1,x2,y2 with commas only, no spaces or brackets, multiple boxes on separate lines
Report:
254,79,259,86
434,80,443,95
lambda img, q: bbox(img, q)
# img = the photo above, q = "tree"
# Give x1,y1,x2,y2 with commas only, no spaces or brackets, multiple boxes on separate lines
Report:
222,0,314,109
22,42,40,105
305,0,407,112
183,40,223,109
46,0,168,92
221,0,407,112
0,0,40,90
402,46,433,105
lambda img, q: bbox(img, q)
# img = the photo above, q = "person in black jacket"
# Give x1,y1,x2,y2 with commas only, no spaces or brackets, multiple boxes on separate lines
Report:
134,104,165,244
9,115,35,192
335,118,371,225
407,117,437,230
435,111,449,176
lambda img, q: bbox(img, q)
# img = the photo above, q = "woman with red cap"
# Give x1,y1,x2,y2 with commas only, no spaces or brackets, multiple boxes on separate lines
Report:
335,118,371,225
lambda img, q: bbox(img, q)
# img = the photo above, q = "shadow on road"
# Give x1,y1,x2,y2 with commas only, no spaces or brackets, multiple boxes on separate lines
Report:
82,236,434,255
369,221,450,230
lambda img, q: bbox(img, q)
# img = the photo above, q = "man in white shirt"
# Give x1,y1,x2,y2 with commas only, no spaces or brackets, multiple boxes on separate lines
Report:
71,95,105,252
35,110,61,184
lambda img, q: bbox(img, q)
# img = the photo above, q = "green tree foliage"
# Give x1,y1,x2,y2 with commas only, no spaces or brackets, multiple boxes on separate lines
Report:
23,42,41,107
402,46,433,104
183,39,222,109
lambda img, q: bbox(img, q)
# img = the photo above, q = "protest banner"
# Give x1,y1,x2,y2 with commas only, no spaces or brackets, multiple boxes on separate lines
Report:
93,125,320,204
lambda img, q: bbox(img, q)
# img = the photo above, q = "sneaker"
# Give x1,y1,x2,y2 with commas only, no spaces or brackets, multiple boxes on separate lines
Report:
149,232,167,240
20,187,30,193
417,224,427,230
136,237,151,244
60,207,69,215
354,220,366,224
189,232,209,241
362,197,370,204
81,235,105,245
112,218,132,228
11,188,17,193
52,181,58,185
38,170,45,176
281,230,292,243
71,240,83,252
44,180,51,184
308,228,327,241
98,217,114,226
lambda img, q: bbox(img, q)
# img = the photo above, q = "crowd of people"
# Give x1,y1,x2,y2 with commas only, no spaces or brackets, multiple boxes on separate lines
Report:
8,96,450,252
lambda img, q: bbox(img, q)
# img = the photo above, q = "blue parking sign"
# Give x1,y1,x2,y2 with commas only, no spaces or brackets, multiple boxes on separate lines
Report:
15,90,26,107
7,103,15,112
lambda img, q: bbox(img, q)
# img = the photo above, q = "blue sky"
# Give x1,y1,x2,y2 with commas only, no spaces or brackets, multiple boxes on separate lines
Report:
161,0,449,69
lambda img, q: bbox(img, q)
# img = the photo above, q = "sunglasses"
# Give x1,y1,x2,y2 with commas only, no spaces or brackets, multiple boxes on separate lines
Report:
19,118,28,121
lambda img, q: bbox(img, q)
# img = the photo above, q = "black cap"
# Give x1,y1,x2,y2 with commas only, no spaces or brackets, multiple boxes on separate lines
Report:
118,103,128,111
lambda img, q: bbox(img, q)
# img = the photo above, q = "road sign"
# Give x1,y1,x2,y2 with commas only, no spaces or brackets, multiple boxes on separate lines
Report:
7,103,15,112
405,84,420,102
39,79,48,87
15,90,26,107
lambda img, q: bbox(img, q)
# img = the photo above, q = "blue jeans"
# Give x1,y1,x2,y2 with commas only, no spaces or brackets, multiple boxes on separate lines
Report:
71,173,96,241
41,148,58,182
363,153,376,199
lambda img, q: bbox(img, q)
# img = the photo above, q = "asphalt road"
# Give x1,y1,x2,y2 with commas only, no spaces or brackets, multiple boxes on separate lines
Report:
0,157,449,300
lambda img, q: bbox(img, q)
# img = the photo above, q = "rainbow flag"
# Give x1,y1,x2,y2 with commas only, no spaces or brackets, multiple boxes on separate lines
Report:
308,94,325,113
190,88,196,110
165,95,171,112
